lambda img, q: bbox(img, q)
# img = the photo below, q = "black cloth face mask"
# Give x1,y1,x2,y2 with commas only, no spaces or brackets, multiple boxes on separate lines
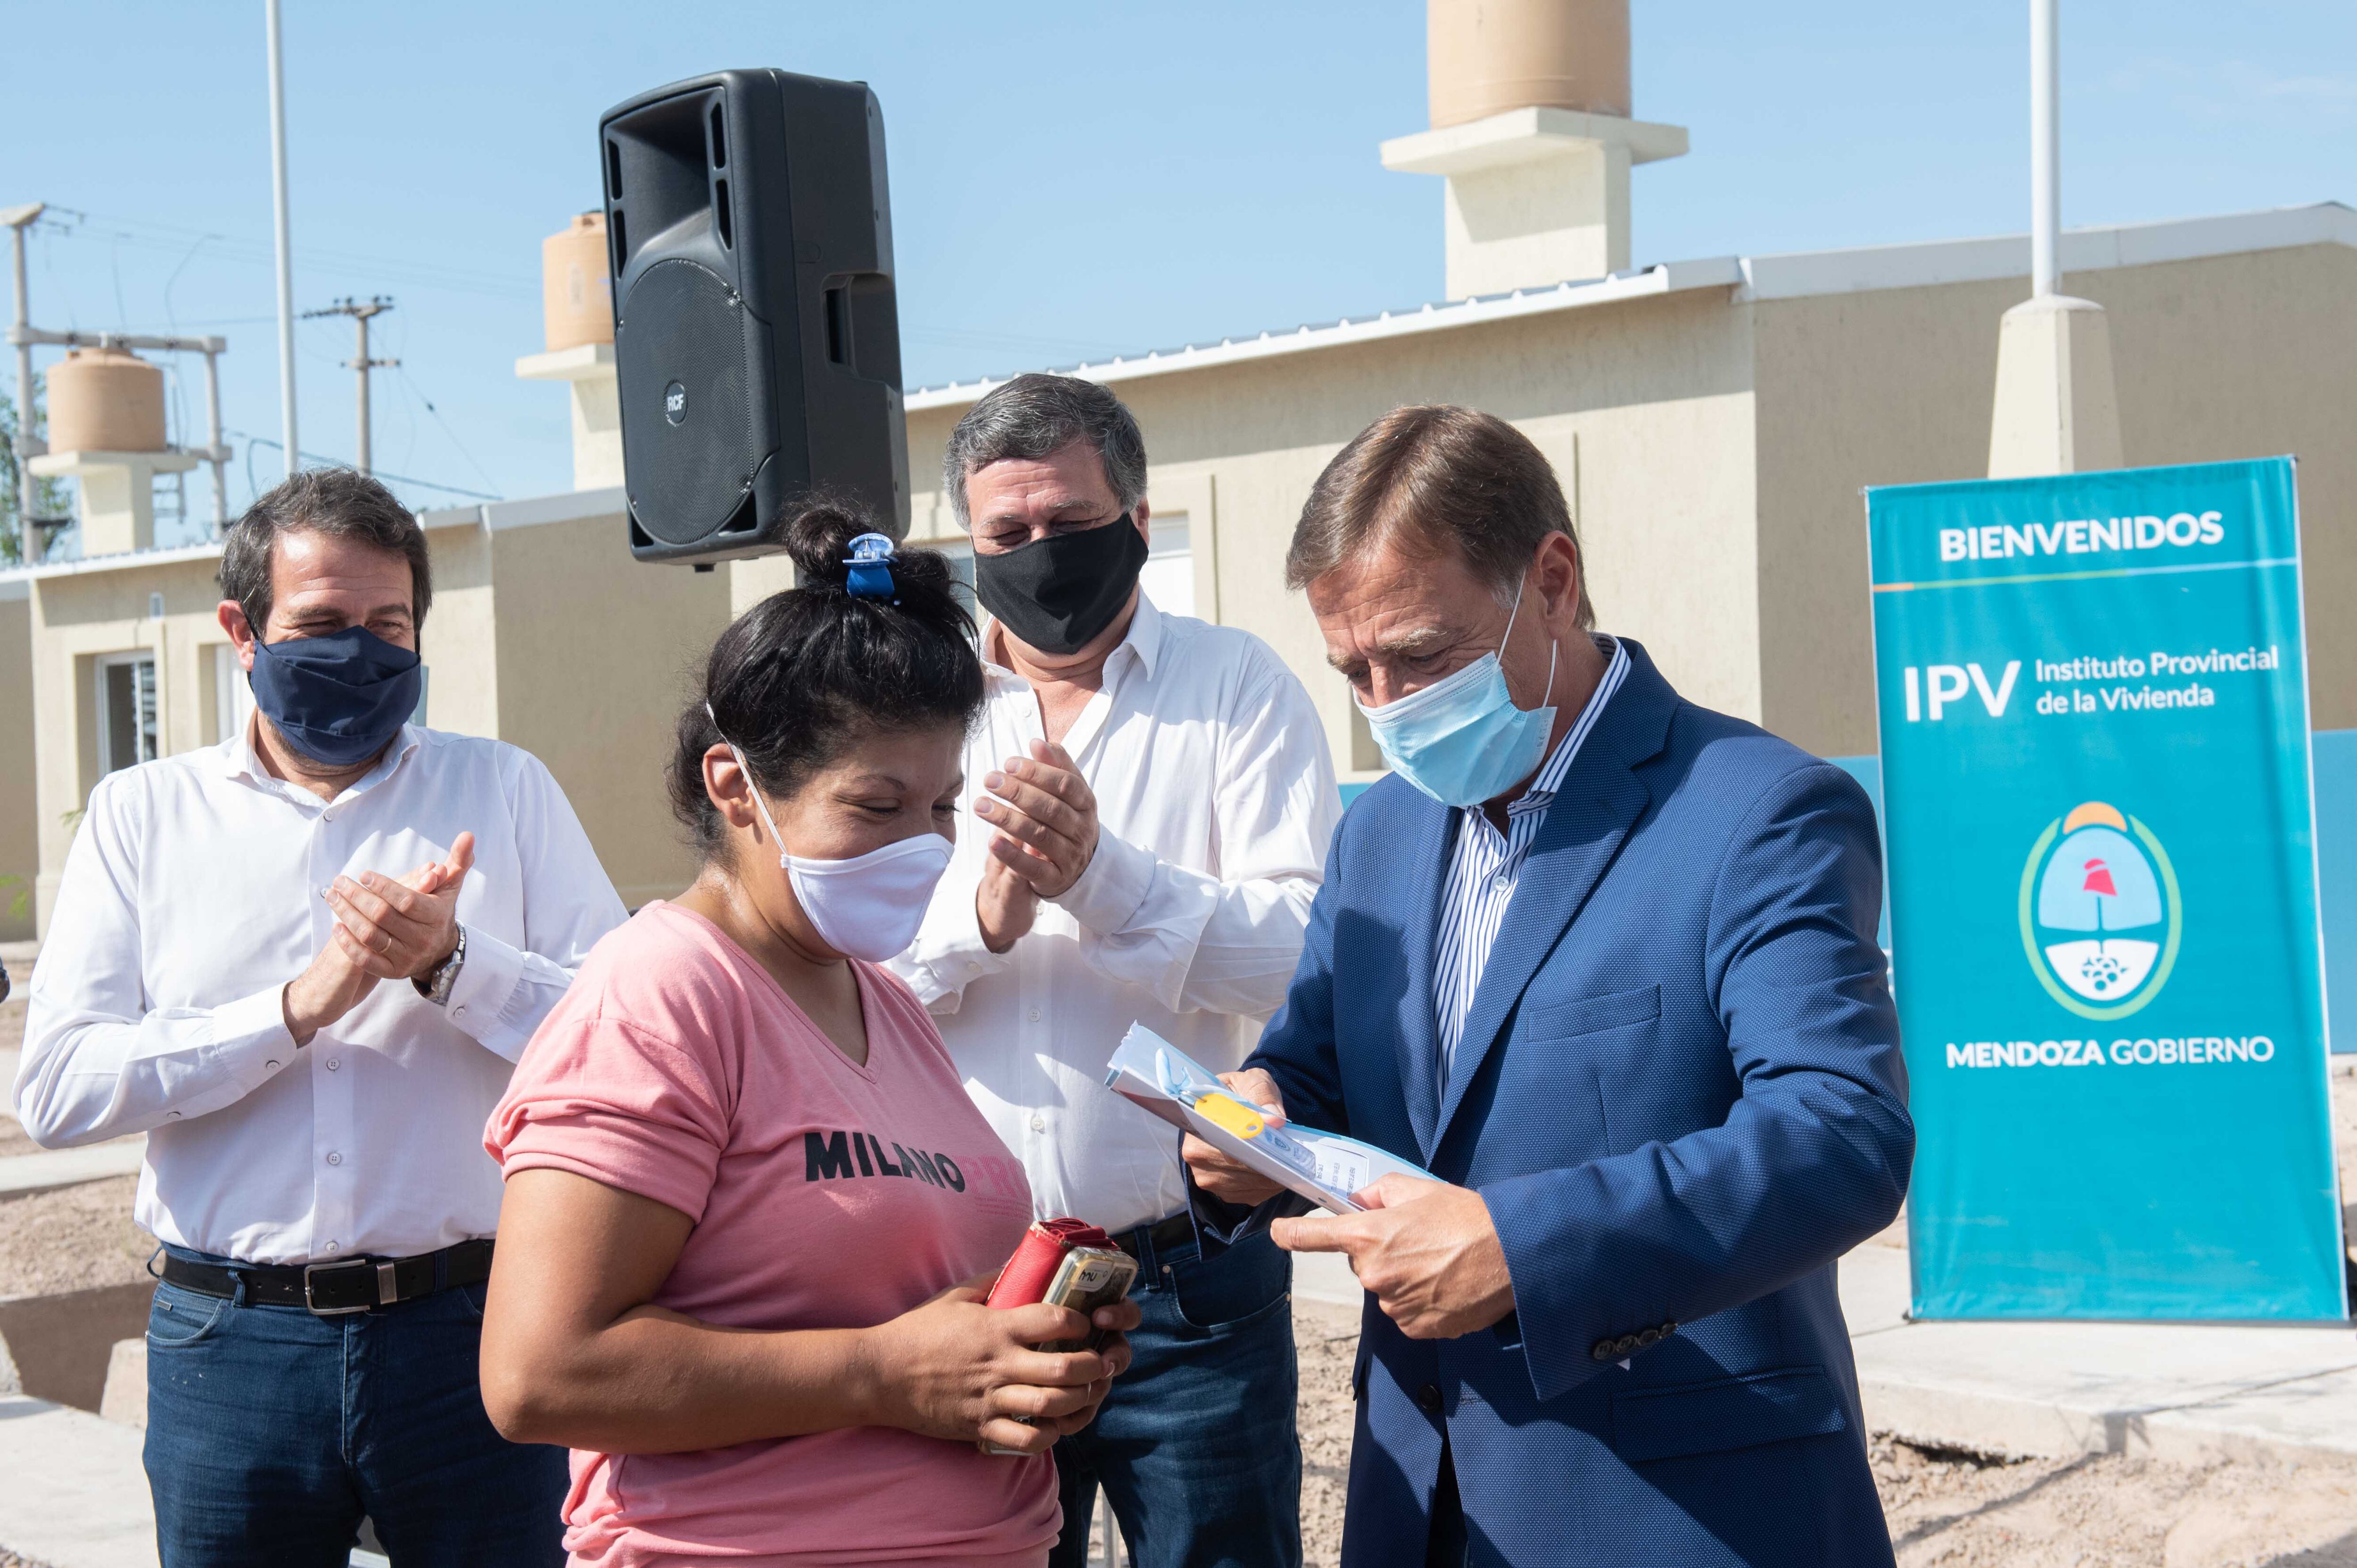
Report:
973,514,1151,657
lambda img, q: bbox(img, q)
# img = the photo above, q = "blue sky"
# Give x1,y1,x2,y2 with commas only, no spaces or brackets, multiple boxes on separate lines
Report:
9,1,2352,538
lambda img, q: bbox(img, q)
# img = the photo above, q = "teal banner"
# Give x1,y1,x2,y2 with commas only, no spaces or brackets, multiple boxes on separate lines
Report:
1868,457,2344,1320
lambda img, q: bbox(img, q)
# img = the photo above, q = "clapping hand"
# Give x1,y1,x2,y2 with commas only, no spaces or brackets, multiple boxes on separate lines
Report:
976,849,1038,954
283,835,474,1047
973,740,1099,900
325,833,475,982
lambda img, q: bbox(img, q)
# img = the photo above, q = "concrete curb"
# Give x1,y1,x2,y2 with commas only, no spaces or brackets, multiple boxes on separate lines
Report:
1293,1252,1363,1310
0,1283,155,1411
1841,1244,2357,1467
0,1395,157,1568
99,1338,144,1428
1859,1365,2357,1468
0,1141,146,1199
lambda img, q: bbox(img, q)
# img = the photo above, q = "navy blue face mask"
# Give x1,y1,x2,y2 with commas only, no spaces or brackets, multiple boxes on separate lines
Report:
247,625,422,768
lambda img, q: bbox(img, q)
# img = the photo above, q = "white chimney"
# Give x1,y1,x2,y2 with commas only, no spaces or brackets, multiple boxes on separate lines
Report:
1381,0,1688,300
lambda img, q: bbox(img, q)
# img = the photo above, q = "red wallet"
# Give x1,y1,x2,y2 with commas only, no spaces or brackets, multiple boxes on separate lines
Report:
986,1217,1118,1308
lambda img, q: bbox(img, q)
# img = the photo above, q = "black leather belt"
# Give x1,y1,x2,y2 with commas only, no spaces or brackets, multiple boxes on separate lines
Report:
158,1239,494,1316
1111,1212,1195,1263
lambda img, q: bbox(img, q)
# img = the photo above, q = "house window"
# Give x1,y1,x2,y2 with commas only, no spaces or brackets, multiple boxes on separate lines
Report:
212,644,256,747
96,652,159,776
930,537,978,611
1139,516,1193,618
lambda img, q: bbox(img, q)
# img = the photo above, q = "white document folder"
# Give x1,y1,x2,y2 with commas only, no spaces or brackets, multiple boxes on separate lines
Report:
1105,1024,1434,1215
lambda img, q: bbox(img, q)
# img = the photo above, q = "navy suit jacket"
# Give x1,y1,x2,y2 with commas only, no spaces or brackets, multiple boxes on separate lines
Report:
1245,640,1912,1568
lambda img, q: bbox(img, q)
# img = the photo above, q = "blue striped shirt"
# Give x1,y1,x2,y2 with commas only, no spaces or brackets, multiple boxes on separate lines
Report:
1432,637,1631,1090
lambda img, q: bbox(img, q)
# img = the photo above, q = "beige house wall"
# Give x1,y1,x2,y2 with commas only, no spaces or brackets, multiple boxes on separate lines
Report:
0,589,37,941
905,288,1762,777
417,517,499,740
2100,243,2357,731
486,512,732,908
28,555,245,934
1751,241,2357,759
1747,278,2021,758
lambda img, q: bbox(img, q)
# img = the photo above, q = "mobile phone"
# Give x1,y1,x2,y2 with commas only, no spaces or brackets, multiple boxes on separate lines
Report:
979,1242,1137,1455
1034,1246,1139,1353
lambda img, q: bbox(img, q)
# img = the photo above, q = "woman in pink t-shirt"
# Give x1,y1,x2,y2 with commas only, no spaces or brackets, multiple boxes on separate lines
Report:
479,506,1137,1568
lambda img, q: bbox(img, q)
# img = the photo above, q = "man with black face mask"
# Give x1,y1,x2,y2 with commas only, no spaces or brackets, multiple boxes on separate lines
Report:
17,468,622,1566
890,374,1339,1568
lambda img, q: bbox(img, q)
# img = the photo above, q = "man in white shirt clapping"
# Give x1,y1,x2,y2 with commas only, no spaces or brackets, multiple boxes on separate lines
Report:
16,468,625,1567
892,375,1339,1568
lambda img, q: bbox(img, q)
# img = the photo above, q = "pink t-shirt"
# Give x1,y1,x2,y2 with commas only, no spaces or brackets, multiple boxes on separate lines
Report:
487,901,1056,1568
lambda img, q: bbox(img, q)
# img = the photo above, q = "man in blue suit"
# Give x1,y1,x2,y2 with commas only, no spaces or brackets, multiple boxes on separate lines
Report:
1186,405,1912,1567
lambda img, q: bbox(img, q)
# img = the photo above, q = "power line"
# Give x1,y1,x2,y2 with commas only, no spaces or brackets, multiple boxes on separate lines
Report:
226,429,501,501
392,366,501,497
41,208,536,302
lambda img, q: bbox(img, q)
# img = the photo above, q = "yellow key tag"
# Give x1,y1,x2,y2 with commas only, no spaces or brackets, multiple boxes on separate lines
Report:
1195,1093,1266,1140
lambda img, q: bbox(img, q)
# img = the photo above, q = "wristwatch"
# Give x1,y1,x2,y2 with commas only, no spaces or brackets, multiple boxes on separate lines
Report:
414,925,468,1007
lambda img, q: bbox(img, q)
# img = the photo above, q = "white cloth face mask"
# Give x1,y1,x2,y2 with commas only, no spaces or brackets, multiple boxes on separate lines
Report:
716,726,953,962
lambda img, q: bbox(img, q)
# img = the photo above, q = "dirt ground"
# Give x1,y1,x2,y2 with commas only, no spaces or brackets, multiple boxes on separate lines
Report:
0,955,157,1300
0,951,25,1093
0,1174,150,1299
1294,1300,1361,1564
5,956,2357,1566
1873,1438,2357,1568
1292,1295,2357,1568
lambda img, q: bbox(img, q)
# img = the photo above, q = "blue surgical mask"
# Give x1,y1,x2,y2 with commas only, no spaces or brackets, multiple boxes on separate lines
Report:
1357,575,1559,809
247,625,423,768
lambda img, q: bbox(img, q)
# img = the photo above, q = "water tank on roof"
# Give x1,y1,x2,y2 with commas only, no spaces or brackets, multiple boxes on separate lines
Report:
1427,0,1631,128
47,345,167,454
543,211,615,353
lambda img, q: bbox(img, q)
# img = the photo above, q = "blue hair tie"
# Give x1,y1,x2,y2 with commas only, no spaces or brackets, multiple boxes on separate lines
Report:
843,533,898,601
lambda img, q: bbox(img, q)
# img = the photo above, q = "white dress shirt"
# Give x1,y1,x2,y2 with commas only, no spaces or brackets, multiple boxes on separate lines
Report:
15,723,625,1264
1432,635,1628,1086
890,595,1340,1236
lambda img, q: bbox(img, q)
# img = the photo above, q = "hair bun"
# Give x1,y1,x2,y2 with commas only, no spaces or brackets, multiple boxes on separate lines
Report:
782,496,890,586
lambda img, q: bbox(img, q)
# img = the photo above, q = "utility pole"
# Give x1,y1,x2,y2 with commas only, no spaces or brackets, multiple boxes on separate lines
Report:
1986,0,2122,477
4,204,41,561
3,203,47,561
265,0,298,477
302,296,397,475
2030,0,2059,299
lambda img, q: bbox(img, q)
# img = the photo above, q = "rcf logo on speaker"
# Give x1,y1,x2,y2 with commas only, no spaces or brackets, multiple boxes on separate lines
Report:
664,380,687,425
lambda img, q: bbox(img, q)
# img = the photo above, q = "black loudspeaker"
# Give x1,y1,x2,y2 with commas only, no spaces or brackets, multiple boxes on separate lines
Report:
602,70,907,564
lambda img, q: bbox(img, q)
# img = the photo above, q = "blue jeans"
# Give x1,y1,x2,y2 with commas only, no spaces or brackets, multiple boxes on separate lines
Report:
1051,1226,1301,1568
143,1246,569,1568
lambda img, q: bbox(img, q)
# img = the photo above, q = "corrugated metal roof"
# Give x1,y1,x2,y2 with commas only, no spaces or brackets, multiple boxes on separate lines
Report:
905,202,2356,413
904,258,1742,412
